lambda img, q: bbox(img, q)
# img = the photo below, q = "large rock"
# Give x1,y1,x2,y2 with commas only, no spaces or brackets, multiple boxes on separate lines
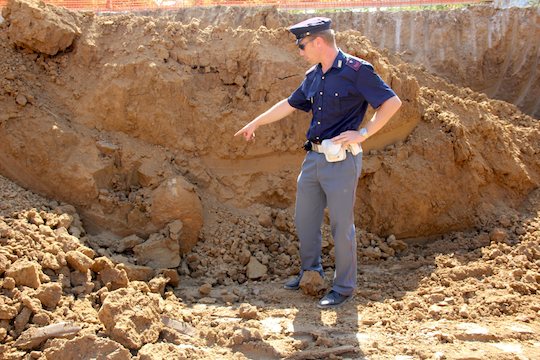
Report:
117,263,155,282
150,176,203,253
246,257,267,280
98,287,162,350
299,271,327,296
65,250,94,273
2,0,81,55
99,266,129,290
0,254,10,275
35,283,62,309
5,259,42,289
90,256,114,273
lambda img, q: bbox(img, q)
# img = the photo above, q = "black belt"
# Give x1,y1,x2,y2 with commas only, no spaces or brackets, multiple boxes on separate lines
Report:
302,140,323,152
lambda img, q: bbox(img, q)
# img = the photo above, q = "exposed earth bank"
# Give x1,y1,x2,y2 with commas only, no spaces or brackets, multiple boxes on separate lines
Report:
0,0,539,359
171,5,540,119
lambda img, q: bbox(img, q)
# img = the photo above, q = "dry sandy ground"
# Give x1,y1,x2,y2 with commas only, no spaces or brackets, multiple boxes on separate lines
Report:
0,0,539,359
1,176,539,359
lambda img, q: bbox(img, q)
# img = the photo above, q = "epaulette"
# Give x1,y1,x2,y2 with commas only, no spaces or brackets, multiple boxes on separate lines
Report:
344,57,362,71
305,64,317,75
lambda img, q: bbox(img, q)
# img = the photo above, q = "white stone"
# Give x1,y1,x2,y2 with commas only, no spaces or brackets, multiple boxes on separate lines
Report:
508,324,534,334
260,317,283,334
246,257,267,279
491,342,523,353
133,234,180,269
455,322,496,341
168,220,183,240
116,234,144,253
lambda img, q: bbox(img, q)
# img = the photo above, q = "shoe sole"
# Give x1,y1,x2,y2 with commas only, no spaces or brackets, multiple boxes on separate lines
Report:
283,284,300,290
317,295,354,309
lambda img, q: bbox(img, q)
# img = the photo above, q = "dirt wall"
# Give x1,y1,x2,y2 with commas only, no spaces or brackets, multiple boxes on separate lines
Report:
168,5,540,119
1,3,540,359
0,0,539,246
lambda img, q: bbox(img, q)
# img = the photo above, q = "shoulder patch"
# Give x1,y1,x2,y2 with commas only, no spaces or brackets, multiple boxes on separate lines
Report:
305,64,317,75
345,57,362,71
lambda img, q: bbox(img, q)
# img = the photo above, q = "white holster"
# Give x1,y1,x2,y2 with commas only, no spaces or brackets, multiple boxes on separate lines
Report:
348,142,362,156
314,140,362,162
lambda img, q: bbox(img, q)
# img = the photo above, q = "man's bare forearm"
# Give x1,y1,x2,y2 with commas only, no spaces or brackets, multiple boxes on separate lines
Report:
235,99,296,140
251,99,296,127
331,95,402,145
363,95,402,135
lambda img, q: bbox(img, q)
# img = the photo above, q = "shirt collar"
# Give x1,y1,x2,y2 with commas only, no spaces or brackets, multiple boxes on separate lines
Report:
315,49,347,73
331,49,347,69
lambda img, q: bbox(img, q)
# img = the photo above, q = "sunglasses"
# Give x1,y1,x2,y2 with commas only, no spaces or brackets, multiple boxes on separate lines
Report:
298,37,316,50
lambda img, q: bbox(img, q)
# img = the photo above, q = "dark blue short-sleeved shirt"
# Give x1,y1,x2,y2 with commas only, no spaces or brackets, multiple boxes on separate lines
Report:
288,50,396,143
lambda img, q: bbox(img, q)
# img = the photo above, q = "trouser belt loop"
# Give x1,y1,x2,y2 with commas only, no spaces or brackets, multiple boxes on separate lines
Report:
311,142,324,153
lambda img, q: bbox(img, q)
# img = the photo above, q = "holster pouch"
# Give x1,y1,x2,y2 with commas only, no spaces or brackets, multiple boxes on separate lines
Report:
348,143,362,156
321,139,346,162
320,140,362,162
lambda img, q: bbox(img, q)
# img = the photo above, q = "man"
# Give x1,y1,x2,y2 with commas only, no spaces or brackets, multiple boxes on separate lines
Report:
235,17,401,308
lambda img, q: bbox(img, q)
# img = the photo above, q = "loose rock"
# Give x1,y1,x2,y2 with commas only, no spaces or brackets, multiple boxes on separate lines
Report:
98,287,162,350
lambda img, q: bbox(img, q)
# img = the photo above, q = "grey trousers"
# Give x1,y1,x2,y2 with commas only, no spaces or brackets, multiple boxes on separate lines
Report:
295,150,362,296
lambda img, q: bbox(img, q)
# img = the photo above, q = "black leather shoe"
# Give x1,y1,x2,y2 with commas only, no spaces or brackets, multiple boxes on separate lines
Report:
317,290,353,309
283,275,302,290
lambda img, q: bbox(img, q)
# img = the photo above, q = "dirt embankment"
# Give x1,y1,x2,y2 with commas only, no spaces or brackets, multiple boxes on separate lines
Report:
333,6,540,120
0,1,539,359
0,0,539,243
170,5,540,119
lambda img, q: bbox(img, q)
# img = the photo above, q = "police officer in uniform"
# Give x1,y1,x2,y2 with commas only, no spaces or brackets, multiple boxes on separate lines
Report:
235,17,401,308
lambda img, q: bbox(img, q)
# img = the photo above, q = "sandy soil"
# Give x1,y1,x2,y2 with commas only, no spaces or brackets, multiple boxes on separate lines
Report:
0,0,539,359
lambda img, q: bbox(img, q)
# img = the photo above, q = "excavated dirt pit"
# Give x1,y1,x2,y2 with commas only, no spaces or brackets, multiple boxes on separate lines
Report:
0,0,539,359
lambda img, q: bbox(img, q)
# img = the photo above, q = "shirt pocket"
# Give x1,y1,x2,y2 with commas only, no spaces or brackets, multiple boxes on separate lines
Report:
325,87,342,114
336,86,360,114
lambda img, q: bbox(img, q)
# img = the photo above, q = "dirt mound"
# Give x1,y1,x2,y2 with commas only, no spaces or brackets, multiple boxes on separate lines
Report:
0,0,539,358
1,0,80,55
1,0,205,254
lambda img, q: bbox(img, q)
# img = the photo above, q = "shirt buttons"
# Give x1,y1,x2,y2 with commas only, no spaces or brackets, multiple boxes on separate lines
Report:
322,76,325,80
335,93,339,96
319,91,323,95
318,107,321,111
317,121,321,125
